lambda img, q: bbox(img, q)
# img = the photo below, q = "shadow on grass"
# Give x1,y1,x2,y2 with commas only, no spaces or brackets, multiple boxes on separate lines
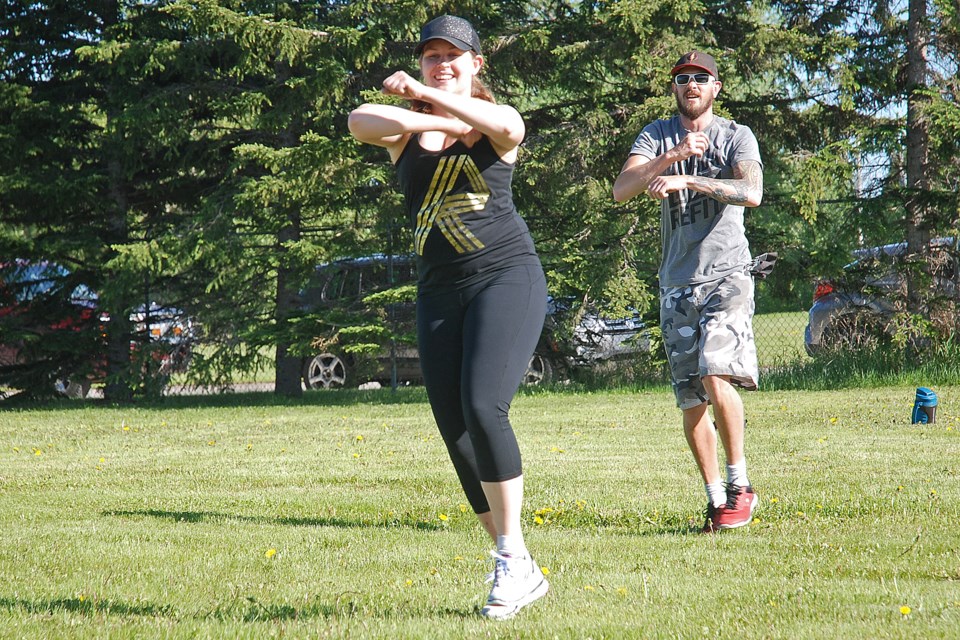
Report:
0,386,433,413
0,596,174,618
0,594,475,623
102,508,443,531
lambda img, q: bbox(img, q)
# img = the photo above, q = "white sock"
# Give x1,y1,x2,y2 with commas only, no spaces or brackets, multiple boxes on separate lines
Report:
496,534,528,558
706,481,727,508
726,460,749,487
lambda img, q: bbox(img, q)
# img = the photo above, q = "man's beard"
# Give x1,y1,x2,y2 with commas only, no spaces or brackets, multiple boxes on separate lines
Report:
675,91,714,120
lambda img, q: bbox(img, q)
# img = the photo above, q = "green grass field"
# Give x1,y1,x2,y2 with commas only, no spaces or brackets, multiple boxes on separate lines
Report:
2,385,958,638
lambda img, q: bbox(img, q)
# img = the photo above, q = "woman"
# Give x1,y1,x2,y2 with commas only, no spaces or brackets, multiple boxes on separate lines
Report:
348,15,548,620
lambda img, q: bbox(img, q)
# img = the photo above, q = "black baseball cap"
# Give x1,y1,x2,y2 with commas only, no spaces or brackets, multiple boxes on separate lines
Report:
670,51,719,79
414,15,482,56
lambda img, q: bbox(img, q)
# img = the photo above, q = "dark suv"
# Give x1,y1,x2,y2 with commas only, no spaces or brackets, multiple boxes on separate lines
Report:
804,237,958,355
299,255,651,389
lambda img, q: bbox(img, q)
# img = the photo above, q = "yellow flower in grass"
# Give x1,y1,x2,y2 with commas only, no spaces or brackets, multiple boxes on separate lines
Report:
583,585,595,591
459,503,467,513
265,548,277,559
405,579,413,587
829,417,838,424
534,516,544,525
356,435,364,442
541,567,550,576
438,513,448,522
900,605,911,616
33,449,42,456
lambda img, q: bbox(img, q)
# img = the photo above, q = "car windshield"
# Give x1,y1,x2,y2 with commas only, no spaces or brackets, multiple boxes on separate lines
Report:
2,261,98,307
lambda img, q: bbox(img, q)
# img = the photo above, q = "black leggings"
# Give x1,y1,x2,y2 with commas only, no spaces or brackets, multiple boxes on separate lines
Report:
416,263,547,514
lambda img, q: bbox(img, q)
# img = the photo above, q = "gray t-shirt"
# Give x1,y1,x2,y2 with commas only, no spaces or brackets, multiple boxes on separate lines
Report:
629,114,762,287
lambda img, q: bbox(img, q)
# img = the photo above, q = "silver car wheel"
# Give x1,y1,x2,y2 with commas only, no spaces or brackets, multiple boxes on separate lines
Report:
302,353,348,389
523,353,553,386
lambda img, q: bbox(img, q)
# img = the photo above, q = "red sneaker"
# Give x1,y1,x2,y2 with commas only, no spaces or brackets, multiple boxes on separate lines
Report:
700,503,720,534
712,485,758,530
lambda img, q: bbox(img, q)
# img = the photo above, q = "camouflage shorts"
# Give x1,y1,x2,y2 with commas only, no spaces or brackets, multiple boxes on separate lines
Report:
660,271,758,410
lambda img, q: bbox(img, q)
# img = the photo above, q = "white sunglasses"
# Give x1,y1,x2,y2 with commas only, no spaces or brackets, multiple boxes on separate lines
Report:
673,73,714,85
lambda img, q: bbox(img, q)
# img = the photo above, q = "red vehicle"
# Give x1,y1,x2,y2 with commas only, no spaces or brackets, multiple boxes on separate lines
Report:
1,261,194,398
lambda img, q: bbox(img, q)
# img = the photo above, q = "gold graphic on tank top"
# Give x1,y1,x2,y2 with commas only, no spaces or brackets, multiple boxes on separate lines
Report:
414,154,489,255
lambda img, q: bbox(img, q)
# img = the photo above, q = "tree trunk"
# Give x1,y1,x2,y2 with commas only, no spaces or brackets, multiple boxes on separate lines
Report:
905,0,931,319
274,219,304,397
103,111,133,402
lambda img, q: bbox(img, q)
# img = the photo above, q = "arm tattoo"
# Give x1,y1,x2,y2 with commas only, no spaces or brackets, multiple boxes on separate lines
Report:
689,160,762,205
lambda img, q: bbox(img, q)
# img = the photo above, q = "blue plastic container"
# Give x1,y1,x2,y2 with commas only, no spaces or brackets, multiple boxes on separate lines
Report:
911,387,938,424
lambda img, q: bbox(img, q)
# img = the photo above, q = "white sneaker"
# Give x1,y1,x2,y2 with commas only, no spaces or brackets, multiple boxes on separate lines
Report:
480,551,549,620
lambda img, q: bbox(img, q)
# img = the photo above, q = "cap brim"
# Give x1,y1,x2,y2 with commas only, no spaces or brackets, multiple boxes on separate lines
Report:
671,63,716,77
415,36,475,55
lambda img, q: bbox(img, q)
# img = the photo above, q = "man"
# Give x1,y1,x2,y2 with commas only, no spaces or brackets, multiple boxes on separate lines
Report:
613,51,763,533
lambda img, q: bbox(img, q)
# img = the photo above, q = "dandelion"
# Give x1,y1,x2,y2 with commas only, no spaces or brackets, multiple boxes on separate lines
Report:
207,440,216,446
12,447,19,452
549,446,565,453
33,448,42,456
534,516,544,525
459,504,467,513
99,457,105,464
405,579,413,587
573,431,582,437
900,605,911,616
576,500,587,510
246,443,253,450
123,426,130,432
78,594,86,602
541,567,550,576
617,587,628,596
265,548,277,559
770,497,779,504
353,453,360,459
584,585,595,591
356,435,364,442
829,417,838,424
438,513,448,522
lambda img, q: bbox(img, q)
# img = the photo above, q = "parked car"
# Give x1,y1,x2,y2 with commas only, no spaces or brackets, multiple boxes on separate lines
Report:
804,238,958,356
299,255,651,389
0,260,196,398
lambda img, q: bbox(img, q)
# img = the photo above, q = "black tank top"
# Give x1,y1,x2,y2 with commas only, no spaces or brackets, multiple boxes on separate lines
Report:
396,133,539,291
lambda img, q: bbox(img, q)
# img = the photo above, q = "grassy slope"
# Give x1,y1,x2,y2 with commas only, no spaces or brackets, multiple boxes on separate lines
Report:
0,385,957,638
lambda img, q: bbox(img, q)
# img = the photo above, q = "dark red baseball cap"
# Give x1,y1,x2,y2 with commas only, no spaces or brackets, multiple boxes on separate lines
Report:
670,51,719,79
